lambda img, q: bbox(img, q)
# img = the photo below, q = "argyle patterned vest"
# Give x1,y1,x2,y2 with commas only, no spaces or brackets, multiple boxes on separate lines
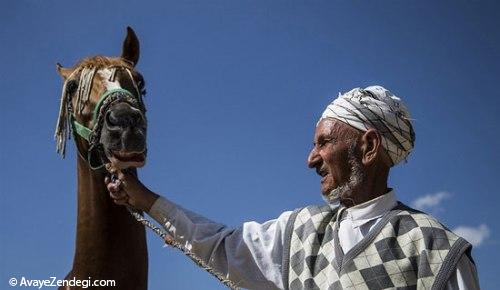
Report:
282,202,472,290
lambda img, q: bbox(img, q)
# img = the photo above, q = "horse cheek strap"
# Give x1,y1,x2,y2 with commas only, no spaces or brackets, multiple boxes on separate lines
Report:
88,146,107,170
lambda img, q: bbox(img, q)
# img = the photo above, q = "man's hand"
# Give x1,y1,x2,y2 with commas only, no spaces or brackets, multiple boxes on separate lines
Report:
105,169,159,212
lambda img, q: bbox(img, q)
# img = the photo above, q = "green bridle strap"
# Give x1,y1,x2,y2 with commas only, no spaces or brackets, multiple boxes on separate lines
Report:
72,119,92,141
92,88,134,123
71,88,135,141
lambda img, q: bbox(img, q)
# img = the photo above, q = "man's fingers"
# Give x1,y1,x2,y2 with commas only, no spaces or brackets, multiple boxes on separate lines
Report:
110,190,127,200
105,170,131,207
109,189,130,206
117,169,136,182
105,169,139,208
107,182,117,192
117,170,126,180
107,181,122,193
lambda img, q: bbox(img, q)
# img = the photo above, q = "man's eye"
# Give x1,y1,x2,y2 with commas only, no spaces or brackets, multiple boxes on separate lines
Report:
313,141,325,149
315,138,337,149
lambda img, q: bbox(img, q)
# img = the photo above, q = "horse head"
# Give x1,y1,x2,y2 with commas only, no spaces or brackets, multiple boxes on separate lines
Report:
55,27,147,170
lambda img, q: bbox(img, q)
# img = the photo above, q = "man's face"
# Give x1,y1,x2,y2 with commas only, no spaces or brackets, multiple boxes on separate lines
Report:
307,119,356,197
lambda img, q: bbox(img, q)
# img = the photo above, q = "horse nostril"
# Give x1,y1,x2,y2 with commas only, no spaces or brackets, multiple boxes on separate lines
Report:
106,103,143,128
105,111,120,127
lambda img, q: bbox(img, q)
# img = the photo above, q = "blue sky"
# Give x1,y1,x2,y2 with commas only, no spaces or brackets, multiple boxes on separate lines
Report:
1,1,499,289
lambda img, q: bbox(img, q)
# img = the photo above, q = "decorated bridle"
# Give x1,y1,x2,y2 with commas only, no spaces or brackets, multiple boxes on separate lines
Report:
55,65,146,169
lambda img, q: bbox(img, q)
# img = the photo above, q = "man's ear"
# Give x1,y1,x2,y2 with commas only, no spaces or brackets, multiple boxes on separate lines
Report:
360,129,382,166
56,63,74,80
121,26,140,66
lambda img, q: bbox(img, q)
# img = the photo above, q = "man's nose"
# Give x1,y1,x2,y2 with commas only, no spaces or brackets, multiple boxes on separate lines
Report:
307,148,321,168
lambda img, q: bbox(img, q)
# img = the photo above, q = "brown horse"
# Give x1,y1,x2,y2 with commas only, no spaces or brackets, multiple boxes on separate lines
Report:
55,27,148,289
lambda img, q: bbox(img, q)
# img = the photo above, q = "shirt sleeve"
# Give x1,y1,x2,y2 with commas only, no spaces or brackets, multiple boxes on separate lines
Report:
445,254,480,290
147,196,292,290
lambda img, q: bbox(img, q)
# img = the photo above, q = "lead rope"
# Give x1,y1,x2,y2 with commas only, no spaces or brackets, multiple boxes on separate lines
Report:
109,173,240,290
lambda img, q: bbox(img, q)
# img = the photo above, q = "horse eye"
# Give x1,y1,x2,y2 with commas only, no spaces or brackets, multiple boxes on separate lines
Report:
66,80,78,95
136,74,145,86
137,78,146,96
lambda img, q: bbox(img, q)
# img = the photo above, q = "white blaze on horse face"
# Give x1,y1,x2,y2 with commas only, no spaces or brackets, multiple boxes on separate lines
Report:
98,68,123,91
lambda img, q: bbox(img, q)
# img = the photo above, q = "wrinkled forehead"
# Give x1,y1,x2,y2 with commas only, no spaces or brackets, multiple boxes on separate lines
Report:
314,118,360,140
315,118,340,138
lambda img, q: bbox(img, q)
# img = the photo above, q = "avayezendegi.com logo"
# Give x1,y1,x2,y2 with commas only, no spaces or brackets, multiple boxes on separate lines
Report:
8,276,116,288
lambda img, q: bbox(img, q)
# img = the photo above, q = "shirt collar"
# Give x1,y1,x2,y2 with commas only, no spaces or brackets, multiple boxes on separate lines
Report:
342,189,397,228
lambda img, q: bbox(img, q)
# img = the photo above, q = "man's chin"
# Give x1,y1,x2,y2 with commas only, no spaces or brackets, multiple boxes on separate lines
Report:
321,188,341,205
320,183,334,197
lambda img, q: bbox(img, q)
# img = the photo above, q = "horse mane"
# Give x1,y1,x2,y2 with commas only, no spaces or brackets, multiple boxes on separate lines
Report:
74,56,133,70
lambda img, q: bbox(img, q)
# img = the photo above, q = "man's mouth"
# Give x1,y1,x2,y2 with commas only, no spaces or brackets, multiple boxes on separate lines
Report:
317,168,329,181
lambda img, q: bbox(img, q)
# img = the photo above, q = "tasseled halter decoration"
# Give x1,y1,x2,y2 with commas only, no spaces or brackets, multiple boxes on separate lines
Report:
76,67,97,114
54,67,97,158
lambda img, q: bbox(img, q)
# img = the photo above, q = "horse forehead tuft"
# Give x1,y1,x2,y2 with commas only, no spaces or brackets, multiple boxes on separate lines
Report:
75,56,133,70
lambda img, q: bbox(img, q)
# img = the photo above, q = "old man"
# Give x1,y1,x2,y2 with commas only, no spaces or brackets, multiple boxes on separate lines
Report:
107,85,479,289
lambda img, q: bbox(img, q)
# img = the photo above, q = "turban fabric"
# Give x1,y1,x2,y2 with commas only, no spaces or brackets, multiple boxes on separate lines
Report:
320,85,415,166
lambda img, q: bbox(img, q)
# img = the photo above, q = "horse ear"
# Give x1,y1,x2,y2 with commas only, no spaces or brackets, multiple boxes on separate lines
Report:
121,26,140,66
56,63,74,79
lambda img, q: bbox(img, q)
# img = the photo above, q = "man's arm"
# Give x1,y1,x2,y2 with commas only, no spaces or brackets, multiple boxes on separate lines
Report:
105,170,291,289
148,197,292,290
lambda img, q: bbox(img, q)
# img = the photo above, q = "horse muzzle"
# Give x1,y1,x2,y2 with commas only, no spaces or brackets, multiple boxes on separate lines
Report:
100,102,147,169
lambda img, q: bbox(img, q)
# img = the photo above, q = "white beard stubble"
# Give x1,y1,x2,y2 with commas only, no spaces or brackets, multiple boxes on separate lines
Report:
323,142,365,206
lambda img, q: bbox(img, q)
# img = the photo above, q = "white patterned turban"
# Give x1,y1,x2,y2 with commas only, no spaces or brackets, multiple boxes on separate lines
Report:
319,85,415,166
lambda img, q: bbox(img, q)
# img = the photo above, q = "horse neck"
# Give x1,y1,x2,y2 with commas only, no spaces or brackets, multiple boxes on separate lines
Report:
71,155,148,289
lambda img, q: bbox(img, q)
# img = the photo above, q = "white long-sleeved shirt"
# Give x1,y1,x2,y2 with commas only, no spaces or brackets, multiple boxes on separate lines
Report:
147,191,480,290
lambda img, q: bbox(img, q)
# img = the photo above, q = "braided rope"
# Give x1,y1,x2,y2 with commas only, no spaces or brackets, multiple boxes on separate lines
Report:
108,173,240,289
126,207,240,290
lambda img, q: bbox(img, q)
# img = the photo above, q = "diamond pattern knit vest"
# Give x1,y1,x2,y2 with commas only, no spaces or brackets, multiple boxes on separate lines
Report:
282,203,472,290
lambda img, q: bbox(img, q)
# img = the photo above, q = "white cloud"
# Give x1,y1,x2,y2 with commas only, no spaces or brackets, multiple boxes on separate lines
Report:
453,224,491,247
411,191,451,211
411,192,491,247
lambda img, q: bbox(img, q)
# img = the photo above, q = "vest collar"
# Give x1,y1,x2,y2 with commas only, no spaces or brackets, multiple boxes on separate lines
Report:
341,189,397,229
